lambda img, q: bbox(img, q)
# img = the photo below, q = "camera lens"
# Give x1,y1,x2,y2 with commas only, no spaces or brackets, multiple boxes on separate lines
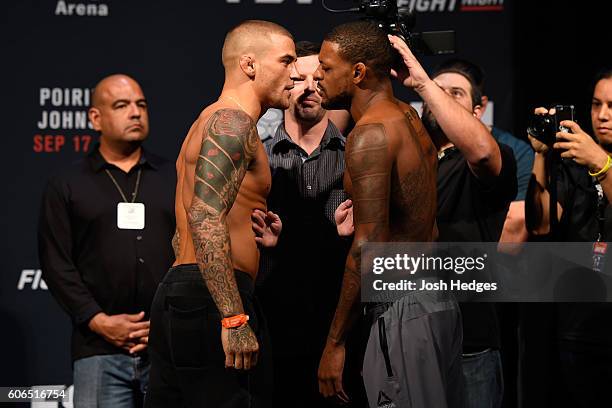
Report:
528,115,555,146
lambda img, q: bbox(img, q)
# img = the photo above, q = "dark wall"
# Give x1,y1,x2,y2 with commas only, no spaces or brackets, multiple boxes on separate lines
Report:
514,0,610,138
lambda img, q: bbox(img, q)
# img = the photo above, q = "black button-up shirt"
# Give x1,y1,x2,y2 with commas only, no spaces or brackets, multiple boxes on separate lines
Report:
264,120,347,226
258,120,349,353
38,144,176,361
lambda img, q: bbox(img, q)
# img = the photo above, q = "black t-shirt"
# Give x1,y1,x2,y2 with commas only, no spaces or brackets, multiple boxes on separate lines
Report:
437,143,517,350
553,159,612,350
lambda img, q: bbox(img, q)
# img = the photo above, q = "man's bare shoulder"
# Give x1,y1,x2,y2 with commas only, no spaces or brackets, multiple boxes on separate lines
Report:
183,105,257,154
351,104,407,148
395,99,418,117
198,105,255,138
395,100,427,132
347,123,387,152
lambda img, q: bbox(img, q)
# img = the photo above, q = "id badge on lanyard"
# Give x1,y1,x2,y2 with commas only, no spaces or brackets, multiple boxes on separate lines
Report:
117,202,145,230
593,182,607,272
105,168,145,230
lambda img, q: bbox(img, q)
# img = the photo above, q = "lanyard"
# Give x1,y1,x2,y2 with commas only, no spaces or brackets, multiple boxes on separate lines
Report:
105,168,142,203
593,178,607,242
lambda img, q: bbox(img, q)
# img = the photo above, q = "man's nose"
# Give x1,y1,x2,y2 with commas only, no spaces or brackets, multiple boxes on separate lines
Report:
313,65,324,81
128,102,141,118
305,75,317,92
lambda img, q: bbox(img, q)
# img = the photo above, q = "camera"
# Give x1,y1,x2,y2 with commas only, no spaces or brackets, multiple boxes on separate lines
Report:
358,0,455,56
322,0,455,56
528,105,575,146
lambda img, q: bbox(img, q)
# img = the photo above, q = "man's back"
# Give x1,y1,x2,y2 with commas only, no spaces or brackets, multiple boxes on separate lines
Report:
174,103,271,278
346,100,437,242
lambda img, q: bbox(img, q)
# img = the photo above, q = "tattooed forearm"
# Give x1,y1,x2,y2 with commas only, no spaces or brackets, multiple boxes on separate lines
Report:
188,108,259,317
327,124,391,343
189,198,243,316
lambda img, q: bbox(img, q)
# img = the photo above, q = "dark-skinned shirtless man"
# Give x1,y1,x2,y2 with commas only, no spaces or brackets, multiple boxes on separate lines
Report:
145,20,296,408
314,21,463,408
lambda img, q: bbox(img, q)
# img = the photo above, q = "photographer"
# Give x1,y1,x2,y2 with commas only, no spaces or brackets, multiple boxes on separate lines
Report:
526,68,612,407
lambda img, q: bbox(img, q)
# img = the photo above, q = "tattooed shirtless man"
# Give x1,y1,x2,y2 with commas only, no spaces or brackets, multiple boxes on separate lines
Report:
314,22,464,408
145,20,296,408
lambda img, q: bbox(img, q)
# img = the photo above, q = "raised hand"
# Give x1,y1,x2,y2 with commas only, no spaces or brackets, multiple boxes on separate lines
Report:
388,34,432,92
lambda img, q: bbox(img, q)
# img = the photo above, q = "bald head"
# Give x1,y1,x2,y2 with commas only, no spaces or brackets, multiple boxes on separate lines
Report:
222,20,293,69
91,74,142,108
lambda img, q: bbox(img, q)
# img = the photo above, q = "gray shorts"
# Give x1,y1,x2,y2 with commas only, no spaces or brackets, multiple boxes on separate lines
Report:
362,291,464,408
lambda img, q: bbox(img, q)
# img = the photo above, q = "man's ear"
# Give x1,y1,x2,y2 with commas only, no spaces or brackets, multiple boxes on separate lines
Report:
88,107,102,132
480,95,489,115
473,104,484,120
239,55,257,79
353,62,366,84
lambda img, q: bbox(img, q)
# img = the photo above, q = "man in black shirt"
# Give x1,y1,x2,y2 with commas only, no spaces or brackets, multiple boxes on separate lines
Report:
38,74,175,407
428,65,516,408
389,36,517,408
257,41,362,407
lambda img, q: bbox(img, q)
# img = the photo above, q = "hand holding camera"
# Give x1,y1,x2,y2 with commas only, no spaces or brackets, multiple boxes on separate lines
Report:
528,106,609,173
554,120,609,172
527,107,552,154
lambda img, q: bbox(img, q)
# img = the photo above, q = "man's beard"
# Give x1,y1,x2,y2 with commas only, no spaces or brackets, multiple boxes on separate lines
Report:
295,105,325,124
268,94,290,110
293,95,326,124
321,90,351,111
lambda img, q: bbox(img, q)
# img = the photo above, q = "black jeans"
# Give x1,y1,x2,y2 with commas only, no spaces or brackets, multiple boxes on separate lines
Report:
145,264,272,408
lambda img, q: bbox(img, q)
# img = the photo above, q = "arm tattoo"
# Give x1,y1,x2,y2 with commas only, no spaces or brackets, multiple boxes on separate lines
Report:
328,124,391,343
346,124,391,224
188,108,259,317
228,323,258,354
171,229,180,258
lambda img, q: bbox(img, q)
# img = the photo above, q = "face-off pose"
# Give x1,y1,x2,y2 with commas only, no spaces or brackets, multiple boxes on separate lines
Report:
146,20,296,408
314,21,463,408
257,40,368,407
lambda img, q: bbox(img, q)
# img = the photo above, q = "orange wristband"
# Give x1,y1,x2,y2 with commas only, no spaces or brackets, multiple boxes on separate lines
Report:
221,314,249,328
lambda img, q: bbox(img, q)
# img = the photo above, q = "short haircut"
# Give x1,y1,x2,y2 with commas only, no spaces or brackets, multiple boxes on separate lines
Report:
432,58,484,109
324,20,394,80
222,20,293,67
296,41,321,58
